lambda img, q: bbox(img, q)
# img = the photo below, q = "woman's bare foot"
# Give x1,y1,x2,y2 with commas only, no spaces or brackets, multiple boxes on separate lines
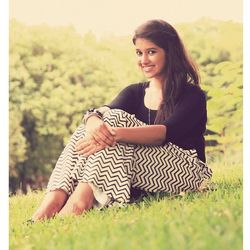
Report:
58,183,94,216
32,189,68,221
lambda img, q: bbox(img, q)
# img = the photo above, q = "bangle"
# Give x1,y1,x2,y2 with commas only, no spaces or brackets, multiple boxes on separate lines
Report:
82,108,103,124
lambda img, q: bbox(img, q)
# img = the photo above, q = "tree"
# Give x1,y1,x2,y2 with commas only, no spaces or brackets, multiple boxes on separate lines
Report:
9,19,242,193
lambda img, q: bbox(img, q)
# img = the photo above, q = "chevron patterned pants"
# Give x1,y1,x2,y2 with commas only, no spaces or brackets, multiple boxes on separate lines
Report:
47,109,213,207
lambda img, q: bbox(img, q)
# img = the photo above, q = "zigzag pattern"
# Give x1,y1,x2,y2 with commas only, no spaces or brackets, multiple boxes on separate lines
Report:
103,109,143,128
47,125,87,195
76,143,135,203
47,109,213,205
132,143,212,194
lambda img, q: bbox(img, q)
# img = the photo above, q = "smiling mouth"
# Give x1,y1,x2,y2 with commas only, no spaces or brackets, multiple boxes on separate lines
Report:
142,65,154,72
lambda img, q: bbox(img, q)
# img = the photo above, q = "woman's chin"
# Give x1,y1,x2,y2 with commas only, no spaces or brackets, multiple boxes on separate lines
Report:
143,72,155,78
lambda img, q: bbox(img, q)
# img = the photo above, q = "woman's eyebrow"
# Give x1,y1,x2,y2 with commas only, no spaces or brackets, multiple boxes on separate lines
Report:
146,48,157,51
136,47,157,51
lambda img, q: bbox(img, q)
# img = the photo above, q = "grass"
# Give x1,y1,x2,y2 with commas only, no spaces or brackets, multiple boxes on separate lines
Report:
9,161,242,250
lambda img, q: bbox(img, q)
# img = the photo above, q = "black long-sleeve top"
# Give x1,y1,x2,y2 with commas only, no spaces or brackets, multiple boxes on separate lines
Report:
107,82,207,162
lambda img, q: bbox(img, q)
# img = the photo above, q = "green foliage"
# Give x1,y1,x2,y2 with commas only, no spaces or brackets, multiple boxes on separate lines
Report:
9,103,27,180
177,18,242,64
204,61,242,157
9,18,242,193
9,20,141,193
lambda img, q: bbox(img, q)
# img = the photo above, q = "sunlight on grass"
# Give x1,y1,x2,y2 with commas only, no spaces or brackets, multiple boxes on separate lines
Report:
9,163,242,250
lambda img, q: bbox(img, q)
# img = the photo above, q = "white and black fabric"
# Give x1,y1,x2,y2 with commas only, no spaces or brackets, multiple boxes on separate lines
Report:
47,109,212,207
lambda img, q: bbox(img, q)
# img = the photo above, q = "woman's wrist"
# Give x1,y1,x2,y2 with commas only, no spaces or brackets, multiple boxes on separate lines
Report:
85,116,103,130
82,106,110,124
83,109,103,124
112,127,124,142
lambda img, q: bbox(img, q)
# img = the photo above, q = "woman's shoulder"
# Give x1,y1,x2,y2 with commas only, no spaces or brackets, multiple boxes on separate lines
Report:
126,81,149,90
115,82,149,100
176,83,206,106
184,83,206,99
122,82,149,95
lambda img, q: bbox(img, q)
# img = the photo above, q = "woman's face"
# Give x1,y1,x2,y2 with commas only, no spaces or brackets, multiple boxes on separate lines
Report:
135,38,166,80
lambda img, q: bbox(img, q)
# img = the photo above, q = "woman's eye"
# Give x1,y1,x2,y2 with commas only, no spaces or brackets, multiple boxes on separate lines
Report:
148,50,156,55
136,51,142,56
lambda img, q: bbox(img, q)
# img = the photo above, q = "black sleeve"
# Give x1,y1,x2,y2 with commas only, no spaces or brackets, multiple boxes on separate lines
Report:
161,85,207,142
106,84,140,114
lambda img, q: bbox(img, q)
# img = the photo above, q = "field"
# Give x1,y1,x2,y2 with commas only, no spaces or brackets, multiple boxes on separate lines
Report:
9,160,242,250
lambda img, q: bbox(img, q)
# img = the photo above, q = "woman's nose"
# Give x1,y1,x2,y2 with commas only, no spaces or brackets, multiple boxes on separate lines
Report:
140,54,150,65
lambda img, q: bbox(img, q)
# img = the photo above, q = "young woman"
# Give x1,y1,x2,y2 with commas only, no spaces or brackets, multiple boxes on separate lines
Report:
31,19,212,221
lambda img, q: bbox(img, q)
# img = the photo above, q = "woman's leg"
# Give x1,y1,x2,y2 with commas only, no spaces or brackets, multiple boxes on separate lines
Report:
31,189,68,221
131,143,213,194
32,125,87,221
58,183,94,216
101,109,212,198
72,109,141,206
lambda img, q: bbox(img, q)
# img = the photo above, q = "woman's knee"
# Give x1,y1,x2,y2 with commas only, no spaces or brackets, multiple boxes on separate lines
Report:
103,109,144,127
103,109,127,127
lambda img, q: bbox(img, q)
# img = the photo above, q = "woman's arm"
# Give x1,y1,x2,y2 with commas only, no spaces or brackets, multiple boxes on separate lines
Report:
113,125,167,146
76,118,167,156
82,106,114,146
75,113,116,157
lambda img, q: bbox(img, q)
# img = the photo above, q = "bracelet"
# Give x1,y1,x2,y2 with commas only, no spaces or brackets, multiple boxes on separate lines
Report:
82,108,103,124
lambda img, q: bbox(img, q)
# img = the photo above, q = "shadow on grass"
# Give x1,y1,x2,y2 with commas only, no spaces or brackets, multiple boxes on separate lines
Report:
129,177,242,209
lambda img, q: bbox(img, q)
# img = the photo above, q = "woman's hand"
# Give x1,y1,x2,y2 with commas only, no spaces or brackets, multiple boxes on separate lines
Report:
75,138,106,157
75,117,116,157
86,122,116,147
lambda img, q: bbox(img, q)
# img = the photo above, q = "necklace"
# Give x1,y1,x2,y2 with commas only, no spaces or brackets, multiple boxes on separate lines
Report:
148,107,151,125
147,84,152,125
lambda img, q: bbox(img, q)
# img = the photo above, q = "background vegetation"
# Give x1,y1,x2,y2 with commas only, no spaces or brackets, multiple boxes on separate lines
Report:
9,18,242,194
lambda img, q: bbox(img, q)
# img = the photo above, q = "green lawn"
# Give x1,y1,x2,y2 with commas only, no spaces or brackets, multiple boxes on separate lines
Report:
9,162,242,250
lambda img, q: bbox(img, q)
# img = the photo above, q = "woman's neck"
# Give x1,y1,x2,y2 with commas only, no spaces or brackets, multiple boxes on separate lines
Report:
149,78,163,91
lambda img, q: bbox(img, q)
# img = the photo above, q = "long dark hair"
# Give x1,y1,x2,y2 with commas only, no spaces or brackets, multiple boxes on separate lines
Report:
132,19,200,123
